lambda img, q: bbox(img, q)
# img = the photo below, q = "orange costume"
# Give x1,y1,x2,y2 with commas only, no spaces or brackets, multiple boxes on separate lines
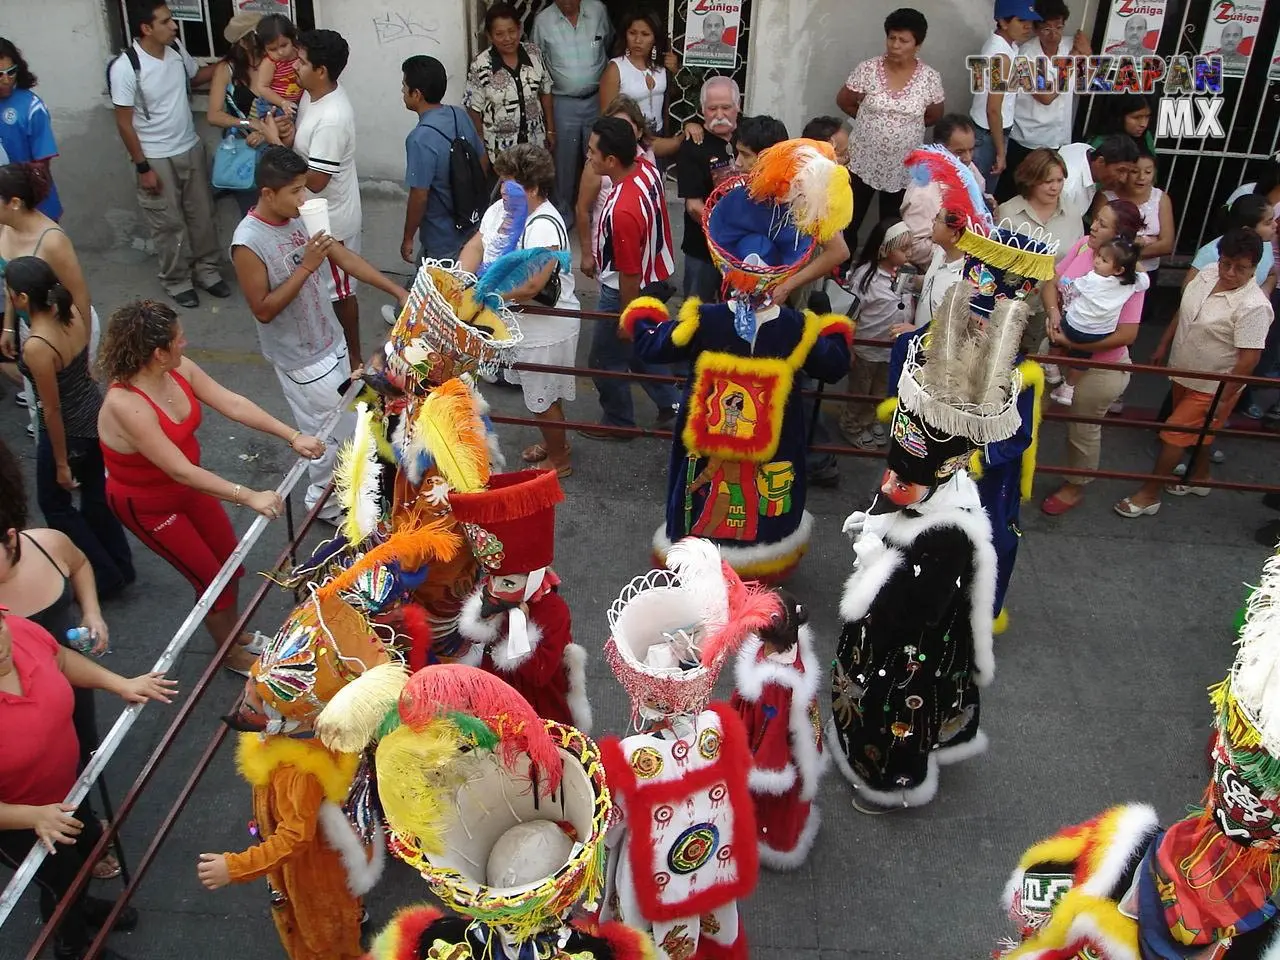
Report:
224,736,377,960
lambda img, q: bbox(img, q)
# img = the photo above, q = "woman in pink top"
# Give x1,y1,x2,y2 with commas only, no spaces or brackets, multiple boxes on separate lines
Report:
1039,199,1147,516
836,8,945,250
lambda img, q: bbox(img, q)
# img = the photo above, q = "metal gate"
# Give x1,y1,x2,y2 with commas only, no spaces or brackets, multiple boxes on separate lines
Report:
1080,0,1280,257
465,0,753,131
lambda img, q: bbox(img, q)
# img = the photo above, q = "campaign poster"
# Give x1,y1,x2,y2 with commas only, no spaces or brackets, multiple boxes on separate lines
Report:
682,0,742,70
169,0,204,21
1198,0,1264,78
1100,0,1169,58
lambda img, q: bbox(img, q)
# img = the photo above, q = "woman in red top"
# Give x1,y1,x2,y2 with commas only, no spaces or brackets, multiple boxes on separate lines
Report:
0,609,176,960
96,301,325,675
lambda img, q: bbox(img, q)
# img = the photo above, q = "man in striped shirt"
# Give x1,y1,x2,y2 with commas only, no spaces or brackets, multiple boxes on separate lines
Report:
583,116,681,436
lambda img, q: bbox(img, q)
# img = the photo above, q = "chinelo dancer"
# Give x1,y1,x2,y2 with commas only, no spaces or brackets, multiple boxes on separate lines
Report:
619,139,855,583
597,537,781,960
828,272,1032,815
993,547,1280,959
879,145,1056,635
314,663,656,959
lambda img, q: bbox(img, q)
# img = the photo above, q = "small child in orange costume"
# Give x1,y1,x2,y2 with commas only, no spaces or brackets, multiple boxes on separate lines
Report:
194,577,414,959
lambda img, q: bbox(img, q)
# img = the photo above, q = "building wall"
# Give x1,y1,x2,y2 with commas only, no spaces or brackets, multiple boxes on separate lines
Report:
744,0,1089,141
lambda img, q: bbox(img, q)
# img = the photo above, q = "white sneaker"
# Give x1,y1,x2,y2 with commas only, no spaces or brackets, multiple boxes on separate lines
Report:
1043,363,1063,385
1050,382,1075,406
242,631,271,656
871,425,887,447
381,304,397,326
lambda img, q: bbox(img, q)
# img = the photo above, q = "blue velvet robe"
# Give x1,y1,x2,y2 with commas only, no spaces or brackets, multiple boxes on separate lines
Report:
886,327,1036,616
631,302,852,577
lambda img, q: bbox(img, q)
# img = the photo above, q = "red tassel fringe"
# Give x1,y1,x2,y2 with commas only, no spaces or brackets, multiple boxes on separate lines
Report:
447,468,565,526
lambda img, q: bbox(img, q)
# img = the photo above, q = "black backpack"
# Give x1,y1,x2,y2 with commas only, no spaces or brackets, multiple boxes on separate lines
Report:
428,107,487,233
106,41,186,120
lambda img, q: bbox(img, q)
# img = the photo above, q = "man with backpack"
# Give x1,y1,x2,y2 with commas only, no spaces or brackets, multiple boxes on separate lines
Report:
109,0,227,309
399,55,487,268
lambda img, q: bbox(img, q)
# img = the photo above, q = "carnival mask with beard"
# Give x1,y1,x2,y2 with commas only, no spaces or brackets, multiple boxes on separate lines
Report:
223,680,314,739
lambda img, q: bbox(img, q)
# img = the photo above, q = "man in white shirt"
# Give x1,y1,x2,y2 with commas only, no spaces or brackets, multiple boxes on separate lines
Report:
995,0,1090,202
1057,135,1139,221
969,0,1040,194
266,29,364,364
110,0,226,309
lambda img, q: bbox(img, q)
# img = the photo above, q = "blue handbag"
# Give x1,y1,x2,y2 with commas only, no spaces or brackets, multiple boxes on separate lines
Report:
211,94,260,191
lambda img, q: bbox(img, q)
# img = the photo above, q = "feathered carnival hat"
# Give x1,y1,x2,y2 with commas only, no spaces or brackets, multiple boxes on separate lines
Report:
1207,549,1280,851
317,664,610,942
704,138,853,305
904,146,1058,316
888,282,1030,488
604,538,783,724
380,254,538,395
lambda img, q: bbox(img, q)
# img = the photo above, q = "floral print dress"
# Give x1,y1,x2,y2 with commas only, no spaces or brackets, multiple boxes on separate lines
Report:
464,42,552,156
845,56,944,193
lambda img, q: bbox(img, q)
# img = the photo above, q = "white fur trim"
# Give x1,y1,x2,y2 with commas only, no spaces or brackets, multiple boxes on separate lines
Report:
734,626,828,801
563,642,593,734
457,643,484,668
999,802,1159,912
838,547,903,624
749,765,798,795
934,728,989,766
861,488,997,687
1262,928,1280,960
1008,909,1140,960
824,717,939,808
652,511,815,574
317,801,385,897
758,805,821,872
486,428,506,473
458,587,502,645
487,618,543,672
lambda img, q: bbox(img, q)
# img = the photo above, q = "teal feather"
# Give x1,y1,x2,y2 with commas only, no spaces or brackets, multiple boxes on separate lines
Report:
470,248,571,310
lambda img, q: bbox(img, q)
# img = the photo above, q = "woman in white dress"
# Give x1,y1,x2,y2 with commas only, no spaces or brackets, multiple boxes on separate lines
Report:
598,11,679,136
460,145,578,477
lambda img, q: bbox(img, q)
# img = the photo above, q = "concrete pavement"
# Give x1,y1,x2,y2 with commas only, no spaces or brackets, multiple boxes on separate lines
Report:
1,194,1277,959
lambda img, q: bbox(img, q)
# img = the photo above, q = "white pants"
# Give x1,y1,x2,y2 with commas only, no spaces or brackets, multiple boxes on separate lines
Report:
274,347,355,518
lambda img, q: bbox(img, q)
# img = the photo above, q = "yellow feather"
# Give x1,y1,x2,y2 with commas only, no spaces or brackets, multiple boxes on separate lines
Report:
376,721,479,857
413,380,490,493
336,402,380,544
315,662,411,754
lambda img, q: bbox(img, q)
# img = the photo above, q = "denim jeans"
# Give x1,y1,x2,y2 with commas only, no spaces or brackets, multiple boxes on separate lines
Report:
683,255,722,302
590,284,683,427
36,431,135,596
972,124,1012,195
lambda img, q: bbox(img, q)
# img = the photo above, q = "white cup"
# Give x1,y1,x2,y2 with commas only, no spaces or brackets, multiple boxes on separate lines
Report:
298,197,330,238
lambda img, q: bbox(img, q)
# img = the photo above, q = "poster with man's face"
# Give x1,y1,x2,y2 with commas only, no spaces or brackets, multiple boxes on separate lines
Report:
683,0,742,70
1199,0,1263,77
1100,0,1168,58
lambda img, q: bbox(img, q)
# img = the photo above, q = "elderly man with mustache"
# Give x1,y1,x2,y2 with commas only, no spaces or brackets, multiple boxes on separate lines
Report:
676,75,741,303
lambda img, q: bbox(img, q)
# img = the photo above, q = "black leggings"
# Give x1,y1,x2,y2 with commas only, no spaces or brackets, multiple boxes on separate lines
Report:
843,172,905,260
0,806,102,957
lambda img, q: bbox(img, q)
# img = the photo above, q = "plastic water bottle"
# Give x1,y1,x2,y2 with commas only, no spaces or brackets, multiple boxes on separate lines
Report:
65,627,95,654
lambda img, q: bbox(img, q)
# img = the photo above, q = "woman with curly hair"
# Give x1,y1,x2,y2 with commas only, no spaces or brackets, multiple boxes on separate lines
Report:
96,301,325,675
0,38,61,220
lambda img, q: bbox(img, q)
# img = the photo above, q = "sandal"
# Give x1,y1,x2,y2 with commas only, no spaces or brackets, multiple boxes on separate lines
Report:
1166,484,1211,497
548,460,573,479
1114,497,1160,518
522,442,572,464
93,852,122,880
1040,491,1081,516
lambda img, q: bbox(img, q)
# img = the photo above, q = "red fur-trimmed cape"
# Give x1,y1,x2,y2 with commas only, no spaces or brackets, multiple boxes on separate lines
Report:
599,702,759,923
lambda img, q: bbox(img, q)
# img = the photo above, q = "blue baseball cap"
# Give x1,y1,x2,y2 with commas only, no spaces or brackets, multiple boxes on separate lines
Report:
994,0,1043,20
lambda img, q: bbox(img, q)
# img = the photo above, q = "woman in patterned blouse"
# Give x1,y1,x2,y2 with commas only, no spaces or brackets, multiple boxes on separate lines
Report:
835,7,945,254
464,3,555,161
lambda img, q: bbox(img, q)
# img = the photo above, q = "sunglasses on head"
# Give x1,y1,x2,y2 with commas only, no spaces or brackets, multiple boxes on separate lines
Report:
0,66,18,79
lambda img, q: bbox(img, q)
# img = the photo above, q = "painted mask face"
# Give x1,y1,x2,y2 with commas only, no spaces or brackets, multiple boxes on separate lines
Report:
880,469,929,507
223,680,308,737
489,573,529,603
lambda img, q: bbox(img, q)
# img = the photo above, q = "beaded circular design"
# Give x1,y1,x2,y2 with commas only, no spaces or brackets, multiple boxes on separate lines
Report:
667,823,720,875
697,727,721,761
630,746,664,779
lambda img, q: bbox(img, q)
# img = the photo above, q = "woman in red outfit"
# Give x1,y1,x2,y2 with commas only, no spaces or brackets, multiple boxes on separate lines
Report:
95,301,325,675
0,608,176,960
731,589,828,871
